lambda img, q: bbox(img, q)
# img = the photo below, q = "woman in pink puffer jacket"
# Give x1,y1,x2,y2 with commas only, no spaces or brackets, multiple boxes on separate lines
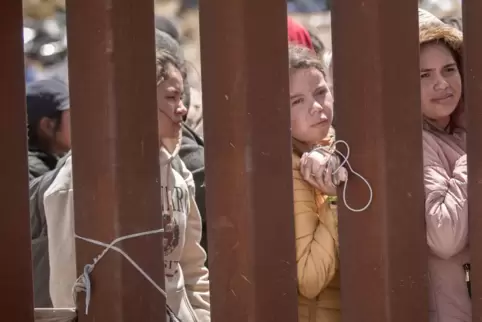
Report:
418,9,470,322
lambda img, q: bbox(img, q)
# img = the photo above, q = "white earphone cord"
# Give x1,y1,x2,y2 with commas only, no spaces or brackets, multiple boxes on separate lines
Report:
313,140,373,213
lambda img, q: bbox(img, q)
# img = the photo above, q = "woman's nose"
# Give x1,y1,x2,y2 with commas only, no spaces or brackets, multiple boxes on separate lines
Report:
176,101,188,116
434,75,449,90
310,99,324,114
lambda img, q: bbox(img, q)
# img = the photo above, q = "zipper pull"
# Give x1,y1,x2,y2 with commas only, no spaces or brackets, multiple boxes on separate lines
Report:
463,263,471,282
463,263,471,298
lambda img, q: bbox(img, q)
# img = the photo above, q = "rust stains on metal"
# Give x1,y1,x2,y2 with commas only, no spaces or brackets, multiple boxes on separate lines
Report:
463,0,482,318
0,1,34,321
331,1,428,321
199,0,298,321
66,0,165,320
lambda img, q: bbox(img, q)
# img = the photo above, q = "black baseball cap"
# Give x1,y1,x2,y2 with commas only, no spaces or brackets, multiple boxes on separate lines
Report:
26,78,70,126
155,16,180,42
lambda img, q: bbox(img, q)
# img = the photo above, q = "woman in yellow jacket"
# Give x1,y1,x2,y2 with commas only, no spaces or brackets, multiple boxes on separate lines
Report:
288,44,344,322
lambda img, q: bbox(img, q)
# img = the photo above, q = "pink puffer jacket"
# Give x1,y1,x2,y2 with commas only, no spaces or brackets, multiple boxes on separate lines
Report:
423,127,470,322
419,9,471,321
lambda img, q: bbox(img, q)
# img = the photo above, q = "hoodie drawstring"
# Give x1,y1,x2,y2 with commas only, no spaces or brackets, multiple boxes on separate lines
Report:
160,132,182,223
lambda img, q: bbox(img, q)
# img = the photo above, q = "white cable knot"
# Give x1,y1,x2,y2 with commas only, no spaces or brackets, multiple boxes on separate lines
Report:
311,140,373,213
72,264,94,314
72,229,166,315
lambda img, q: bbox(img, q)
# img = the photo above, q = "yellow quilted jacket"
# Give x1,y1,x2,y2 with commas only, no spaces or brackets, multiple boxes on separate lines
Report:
292,151,341,322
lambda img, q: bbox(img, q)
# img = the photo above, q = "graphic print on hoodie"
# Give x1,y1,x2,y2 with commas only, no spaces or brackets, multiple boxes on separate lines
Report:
43,148,210,322
161,165,190,279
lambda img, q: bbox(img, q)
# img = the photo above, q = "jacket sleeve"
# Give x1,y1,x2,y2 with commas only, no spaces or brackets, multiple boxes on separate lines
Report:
423,140,468,260
294,173,337,299
179,195,210,321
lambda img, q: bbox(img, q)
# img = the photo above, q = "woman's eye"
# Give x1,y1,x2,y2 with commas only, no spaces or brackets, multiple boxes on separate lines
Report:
314,89,327,96
445,67,456,74
420,73,430,79
292,98,303,105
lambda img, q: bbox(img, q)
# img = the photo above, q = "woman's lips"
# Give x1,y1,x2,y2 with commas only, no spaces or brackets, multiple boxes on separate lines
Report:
312,119,329,127
431,93,454,103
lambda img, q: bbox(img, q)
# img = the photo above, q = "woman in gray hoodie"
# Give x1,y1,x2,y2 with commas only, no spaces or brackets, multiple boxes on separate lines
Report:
43,49,210,321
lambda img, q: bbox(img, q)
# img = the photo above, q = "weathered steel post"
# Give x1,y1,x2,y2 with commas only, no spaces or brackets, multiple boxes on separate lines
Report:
66,0,166,320
199,0,299,321
0,1,35,321
463,1,482,319
331,1,428,321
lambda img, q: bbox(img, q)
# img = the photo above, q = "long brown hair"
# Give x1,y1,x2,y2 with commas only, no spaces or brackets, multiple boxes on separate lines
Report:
155,49,185,85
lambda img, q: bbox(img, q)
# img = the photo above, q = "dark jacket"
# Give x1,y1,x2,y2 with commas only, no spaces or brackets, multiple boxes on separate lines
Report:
28,149,58,181
173,124,207,256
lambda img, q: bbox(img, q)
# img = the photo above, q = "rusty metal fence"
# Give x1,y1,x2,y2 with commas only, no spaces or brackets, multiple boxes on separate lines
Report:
1,0,481,321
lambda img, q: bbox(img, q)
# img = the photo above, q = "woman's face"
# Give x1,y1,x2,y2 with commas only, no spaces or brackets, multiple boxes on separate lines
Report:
289,67,333,146
420,42,462,128
156,64,187,148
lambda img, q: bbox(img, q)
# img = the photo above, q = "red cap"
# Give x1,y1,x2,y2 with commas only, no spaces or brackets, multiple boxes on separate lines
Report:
287,17,314,50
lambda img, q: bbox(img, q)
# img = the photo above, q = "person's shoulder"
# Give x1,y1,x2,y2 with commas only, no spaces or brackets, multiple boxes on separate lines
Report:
28,151,52,178
171,158,195,197
422,129,441,150
44,155,73,197
181,123,204,146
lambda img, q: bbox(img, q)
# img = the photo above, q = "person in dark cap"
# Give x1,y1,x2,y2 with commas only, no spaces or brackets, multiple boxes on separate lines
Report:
155,15,180,43
26,78,71,180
